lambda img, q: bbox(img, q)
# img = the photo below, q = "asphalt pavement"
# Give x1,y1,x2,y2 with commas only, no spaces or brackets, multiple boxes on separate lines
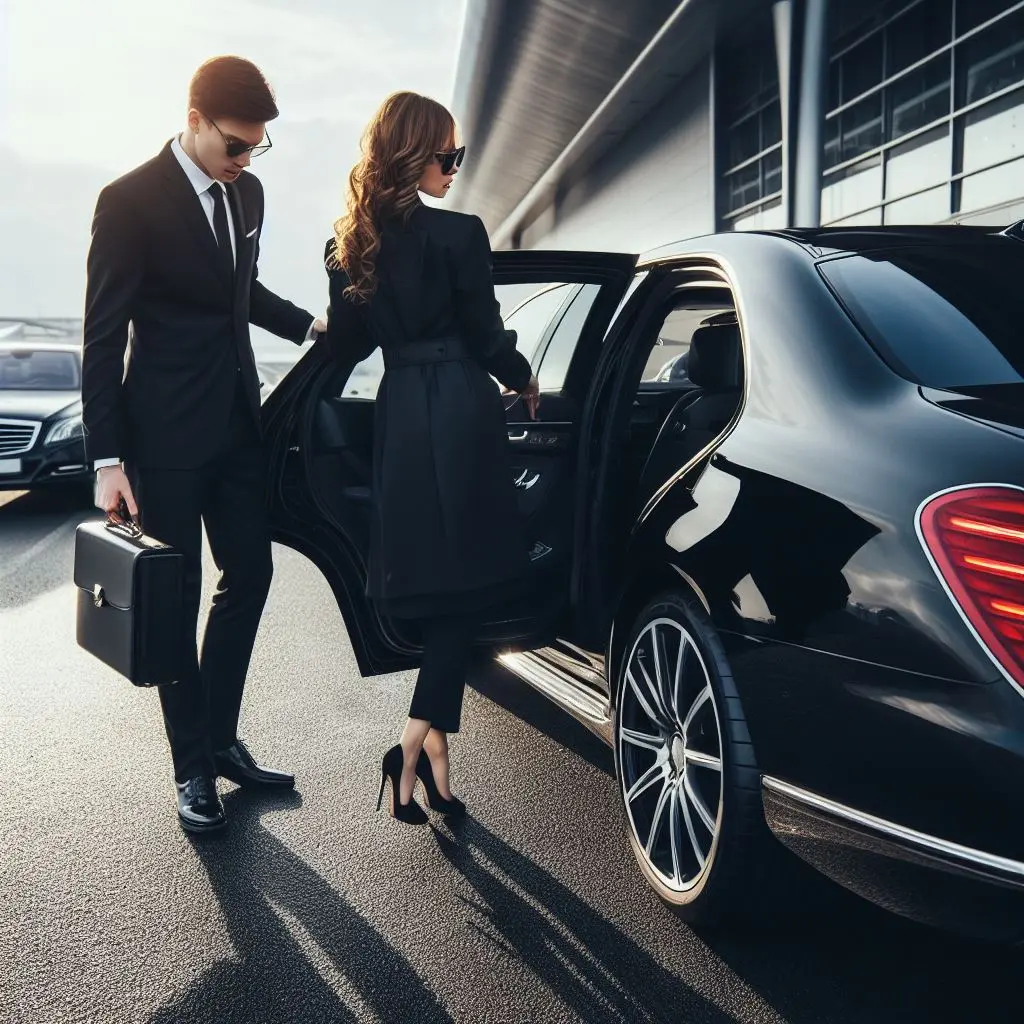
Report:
0,487,1020,1024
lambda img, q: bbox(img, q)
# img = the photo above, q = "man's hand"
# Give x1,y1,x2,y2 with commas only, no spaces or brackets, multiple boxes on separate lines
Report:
95,465,138,520
312,317,328,334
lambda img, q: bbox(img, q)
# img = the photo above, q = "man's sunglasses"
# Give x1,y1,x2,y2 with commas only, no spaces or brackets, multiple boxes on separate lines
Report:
435,146,465,175
207,117,273,159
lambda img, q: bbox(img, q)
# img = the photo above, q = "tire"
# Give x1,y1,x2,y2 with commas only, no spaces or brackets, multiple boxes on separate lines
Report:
613,591,763,926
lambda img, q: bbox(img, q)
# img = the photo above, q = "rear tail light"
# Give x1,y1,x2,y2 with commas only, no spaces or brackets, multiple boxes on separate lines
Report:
919,485,1024,691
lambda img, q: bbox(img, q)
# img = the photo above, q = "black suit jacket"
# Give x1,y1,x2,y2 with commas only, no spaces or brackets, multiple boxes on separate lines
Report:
82,140,314,469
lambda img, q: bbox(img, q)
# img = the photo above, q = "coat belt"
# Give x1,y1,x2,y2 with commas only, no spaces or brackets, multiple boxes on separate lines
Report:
386,335,471,368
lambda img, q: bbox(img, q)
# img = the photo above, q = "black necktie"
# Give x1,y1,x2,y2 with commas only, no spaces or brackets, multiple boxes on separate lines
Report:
207,183,234,283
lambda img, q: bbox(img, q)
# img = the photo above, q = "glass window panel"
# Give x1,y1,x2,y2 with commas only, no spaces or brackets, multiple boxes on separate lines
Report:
762,101,782,148
730,198,784,232
727,116,761,169
763,148,783,197
961,87,1024,173
957,9,1024,106
883,184,950,223
886,125,951,198
956,0,1020,35
499,283,573,364
842,31,884,103
842,94,884,160
819,244,1024,387
887,0,952,77
959,154,1024,213
726,162,761,213
954,195,1024,224
536,283,600,393
0,349,80,390
889,55,951,140
829,208,883,226
822,156,883,222
824,113,842,169
828,59,842,113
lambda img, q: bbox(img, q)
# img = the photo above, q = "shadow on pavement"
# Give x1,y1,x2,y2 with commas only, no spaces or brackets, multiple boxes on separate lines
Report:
432,814,737,1024
468,661,615,778
149,789,454,1024
700,847,1024,1023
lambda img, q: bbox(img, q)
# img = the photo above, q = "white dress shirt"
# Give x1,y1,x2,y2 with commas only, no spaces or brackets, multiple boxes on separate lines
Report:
95,135,316,471
170,133,238,265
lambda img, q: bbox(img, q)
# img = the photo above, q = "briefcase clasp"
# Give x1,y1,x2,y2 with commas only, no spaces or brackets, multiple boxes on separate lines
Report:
92,584,106,608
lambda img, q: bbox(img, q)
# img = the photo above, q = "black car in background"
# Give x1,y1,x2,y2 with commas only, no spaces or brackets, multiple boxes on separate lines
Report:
261,224,1024,942
0,338,90,491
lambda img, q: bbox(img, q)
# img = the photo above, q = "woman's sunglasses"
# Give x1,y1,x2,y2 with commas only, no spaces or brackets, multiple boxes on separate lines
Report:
435,146,466,175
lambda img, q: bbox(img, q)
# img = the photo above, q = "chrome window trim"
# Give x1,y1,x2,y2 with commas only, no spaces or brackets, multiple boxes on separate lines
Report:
913,482,1024,701
0,418,42,455
762,775,1024,880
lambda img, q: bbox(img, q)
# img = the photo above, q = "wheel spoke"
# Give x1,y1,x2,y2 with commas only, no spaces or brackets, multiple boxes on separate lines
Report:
684,774,717,833
668,781,683,884
651,624,667,719
626,759,666,803
681,787,706,869
636,653,671,726
682,683,711,736
645,776,674,855
626,667,664,729
620,727,665,753
685,748,722,772
672,633,687,726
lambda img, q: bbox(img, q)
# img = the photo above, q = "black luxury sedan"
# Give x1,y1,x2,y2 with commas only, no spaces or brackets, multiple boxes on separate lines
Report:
262,223,1024,942
0,339,91,490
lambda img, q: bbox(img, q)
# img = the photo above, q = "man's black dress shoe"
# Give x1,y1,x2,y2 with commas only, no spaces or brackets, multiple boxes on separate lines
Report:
176,776,226,834
214,738,295,788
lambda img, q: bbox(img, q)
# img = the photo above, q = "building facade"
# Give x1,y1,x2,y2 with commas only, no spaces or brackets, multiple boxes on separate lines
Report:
451,0,1024,250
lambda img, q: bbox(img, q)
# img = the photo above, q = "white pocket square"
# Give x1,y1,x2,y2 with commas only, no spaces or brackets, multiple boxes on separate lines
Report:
245,226,258,238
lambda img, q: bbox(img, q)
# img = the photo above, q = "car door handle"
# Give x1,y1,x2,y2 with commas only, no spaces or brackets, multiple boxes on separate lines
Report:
508,429,529,442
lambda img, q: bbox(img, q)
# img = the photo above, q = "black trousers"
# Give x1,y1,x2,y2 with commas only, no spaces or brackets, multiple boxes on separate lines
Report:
128,387,272,782
408,614,477,733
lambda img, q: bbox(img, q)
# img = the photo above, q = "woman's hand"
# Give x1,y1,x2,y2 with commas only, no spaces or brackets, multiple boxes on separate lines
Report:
520,375,540,420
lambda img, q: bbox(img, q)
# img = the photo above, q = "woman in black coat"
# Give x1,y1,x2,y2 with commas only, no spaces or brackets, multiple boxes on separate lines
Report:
323,91,540,825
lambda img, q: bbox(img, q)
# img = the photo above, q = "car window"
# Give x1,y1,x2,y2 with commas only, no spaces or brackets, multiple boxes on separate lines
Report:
535,283,601,392
0,349,80,390
639,307,732,384
819,242,1024,388
497,283,573,365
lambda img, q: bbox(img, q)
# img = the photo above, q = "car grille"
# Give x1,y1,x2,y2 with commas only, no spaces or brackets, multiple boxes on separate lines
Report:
0,419,42,456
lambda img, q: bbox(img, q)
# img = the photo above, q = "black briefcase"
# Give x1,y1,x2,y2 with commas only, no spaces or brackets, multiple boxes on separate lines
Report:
73,515,184,687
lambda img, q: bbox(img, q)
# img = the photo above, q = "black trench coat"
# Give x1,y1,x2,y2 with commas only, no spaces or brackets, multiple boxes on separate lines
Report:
322,204,534,619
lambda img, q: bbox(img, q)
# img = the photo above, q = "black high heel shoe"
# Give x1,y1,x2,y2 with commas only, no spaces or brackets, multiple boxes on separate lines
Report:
377,745,428,825
416,750,466,817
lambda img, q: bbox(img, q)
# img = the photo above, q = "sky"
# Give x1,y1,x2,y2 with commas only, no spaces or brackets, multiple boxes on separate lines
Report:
0,0,467,352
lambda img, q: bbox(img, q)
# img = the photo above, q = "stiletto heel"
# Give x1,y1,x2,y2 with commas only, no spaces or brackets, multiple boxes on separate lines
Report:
416,750,466,817
378,744,428,824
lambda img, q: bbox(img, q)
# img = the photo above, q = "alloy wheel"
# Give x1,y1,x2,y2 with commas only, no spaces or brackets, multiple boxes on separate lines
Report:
617,616,724,893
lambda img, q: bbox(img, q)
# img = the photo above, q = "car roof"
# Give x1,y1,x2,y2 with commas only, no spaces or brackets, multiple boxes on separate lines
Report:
639,222,1020,265
0,340,81,355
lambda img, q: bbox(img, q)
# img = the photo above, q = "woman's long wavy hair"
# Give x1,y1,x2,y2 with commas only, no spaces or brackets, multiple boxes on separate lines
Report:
332,91,456,303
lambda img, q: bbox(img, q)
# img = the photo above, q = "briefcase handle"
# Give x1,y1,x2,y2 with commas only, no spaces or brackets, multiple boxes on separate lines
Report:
105,499,143,541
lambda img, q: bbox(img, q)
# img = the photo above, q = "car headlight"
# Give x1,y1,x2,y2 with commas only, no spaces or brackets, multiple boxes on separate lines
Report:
45,415,84,446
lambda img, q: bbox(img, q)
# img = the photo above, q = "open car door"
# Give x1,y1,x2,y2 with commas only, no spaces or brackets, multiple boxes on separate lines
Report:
263,249,636,676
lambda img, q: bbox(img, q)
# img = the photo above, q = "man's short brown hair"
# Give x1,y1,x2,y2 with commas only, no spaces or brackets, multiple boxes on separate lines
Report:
188,56,279,123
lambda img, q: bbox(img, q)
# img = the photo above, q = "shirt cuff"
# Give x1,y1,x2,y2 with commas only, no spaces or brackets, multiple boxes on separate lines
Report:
304,319,318,342
94,458,122,470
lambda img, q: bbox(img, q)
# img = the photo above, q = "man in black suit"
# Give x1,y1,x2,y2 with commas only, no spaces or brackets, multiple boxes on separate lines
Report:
82,56,324,835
